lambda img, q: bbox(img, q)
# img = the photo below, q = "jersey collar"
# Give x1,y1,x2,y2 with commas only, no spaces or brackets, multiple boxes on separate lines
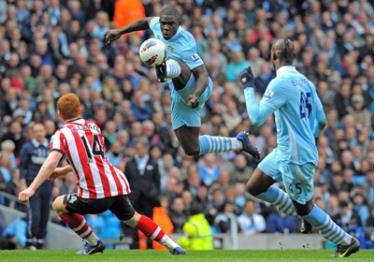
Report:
66,118,86,126
276,65,296,77
168,27,182,41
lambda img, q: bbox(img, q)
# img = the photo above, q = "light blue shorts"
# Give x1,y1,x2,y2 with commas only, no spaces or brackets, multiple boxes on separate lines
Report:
169,75,212,129
258,149,316,204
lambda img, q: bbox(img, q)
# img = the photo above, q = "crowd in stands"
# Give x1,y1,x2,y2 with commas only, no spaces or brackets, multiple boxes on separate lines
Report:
0,0,373,248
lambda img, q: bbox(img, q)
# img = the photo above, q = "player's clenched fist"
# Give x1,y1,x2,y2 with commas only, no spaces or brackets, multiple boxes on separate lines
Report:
18,188,35,203
103,29,121,46
188,94,199,108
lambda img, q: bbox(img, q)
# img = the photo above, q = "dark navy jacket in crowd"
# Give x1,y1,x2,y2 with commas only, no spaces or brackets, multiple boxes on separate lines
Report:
19,139,49,185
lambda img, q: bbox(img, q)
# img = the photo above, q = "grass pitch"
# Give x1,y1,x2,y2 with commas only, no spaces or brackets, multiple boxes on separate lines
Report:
0,249,373,262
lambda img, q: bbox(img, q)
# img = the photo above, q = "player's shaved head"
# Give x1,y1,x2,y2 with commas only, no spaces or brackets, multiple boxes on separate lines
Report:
160,6,180,39
160,6,180,20
271,38,294,69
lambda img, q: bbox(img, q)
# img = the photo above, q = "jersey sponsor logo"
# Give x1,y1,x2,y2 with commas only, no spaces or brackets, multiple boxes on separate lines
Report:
263,90,274,100
191,53,200,61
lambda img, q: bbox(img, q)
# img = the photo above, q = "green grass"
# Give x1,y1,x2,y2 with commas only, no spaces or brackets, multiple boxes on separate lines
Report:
0,250,373,262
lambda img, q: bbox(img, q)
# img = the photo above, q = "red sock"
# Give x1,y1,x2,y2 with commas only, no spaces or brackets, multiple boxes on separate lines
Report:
58,213,94,239
136,215,166,241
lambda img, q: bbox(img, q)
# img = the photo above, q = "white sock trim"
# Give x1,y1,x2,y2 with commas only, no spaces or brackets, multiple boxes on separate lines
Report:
80,228,92,238
161,235,179,249
150,226,161,240
166,59,181,78
73,219,86,232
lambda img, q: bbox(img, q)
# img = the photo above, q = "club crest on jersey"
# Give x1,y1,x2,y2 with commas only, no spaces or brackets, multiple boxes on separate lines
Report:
264,90,274,100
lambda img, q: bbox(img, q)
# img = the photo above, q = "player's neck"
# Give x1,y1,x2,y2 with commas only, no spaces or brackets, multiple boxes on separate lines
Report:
64,116,82,123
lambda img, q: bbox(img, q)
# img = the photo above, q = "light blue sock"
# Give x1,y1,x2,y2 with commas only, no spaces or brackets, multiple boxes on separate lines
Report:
258,186,297,216
199,135,242,155
303,205,352,245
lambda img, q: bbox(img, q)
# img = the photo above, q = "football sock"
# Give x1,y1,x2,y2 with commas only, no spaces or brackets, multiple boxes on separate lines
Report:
199,135,242,155
257,186,297,216
136,215,179,249
303,205,352,245
58,213,98,245
36,239,44,249
166,59,181,78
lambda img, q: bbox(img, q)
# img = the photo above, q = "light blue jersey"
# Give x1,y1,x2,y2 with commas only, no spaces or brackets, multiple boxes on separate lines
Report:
148,17,213,129
245,66,327,166
246,66,326,203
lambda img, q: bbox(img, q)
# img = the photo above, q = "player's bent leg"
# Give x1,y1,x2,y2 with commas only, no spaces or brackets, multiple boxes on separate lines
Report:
248,154,298,216
246,168,275,197
174,126,200,156
300,202,360,257
52,195,69,213
173,115,256,158
197,131,259,158
156,58,190,88
284,163,359,258
53,195,104,255
111,195,185,254
123,212,185,255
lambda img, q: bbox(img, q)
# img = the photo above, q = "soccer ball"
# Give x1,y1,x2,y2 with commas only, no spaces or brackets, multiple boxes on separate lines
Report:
139,38,166,66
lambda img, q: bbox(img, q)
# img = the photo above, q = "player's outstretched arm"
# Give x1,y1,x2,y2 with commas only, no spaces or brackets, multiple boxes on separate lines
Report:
189,65,209,107
239,67,281,128
104,17,152,46
50,165,73,179
18,150,63,203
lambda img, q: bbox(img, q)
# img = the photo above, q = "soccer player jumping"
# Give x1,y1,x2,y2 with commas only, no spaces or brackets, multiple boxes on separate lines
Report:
239,39,360,257
104,6,259,160
18,93,185,255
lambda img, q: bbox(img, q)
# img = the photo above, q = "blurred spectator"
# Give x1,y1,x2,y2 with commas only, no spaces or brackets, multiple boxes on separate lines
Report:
198,154,221,187
125,137,160,249
265,211,296,234
333,201,362,232
177,202,213,250
168,197,187,234
19,123,51,249
238,200,266,235
228,154,253,184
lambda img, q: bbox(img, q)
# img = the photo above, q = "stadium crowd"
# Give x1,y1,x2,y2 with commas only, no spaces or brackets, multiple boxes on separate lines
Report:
0,0,373,249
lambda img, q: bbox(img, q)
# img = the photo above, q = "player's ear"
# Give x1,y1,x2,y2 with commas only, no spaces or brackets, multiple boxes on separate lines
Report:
273,52,278,61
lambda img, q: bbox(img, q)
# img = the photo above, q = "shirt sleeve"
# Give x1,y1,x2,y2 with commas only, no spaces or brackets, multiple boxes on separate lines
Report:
181,45,204,70
49,130,65,153
148,17,160,35
311,86,327,137
244,79,286,127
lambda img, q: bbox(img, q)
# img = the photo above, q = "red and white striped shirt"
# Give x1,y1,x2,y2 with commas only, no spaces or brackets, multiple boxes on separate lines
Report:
50,118,131,199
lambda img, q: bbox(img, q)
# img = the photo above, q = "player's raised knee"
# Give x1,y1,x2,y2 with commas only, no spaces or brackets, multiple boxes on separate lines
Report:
182,146,199,156
52,196,66,212
246,181,263,197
